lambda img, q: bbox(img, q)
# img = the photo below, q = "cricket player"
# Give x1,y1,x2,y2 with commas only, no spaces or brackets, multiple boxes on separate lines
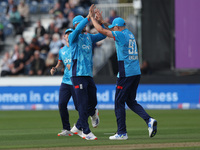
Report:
50,28,78,136
90,5,157,140
69,10,106,140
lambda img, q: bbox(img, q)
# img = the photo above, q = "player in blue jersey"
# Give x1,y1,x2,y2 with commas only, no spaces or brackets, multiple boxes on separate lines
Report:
90,5,157,140
69,7,106,140
50,28,78,136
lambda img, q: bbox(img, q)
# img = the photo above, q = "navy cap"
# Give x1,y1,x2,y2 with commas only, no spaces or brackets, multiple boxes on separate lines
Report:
65,28,73,34
73,15,84,26
108,17,126,29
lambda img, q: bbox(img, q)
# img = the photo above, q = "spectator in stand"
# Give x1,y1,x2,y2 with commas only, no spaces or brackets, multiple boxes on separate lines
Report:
10,52,25,75
29,37,40,52
47,22,55,37
23,45,34,75
6,0,15,16
49,33,62,56
53,27,62,37
11,44,20,62
1,52,12,76
76,0,92,16
9,5,23,35
49,2,62,16
18,0,29,26
35,20,46,38
79,0,92,9
58,0,68,10
105,9,118,24
66,11,75,28
38,33,50,52
17,36,28,54
68,0,79,12
54,12,67,29
44,52,57,75
63,2,71,18
29,50,45,75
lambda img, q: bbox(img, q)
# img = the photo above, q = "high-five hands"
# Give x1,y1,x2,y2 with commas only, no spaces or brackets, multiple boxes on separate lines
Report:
89,4,104,24
89,4,96,18
95,8,104,24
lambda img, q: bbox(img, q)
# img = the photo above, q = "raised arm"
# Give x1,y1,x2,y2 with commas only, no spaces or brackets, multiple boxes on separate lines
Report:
89,5,113,38
90,31,106,43
69,16,90,44
95,8,110,29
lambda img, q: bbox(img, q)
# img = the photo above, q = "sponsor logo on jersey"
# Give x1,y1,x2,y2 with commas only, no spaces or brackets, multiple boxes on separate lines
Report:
64,59,71,64
82,45,91,50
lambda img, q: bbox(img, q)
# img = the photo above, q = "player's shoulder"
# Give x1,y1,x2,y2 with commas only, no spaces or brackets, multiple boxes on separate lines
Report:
124,28,133,34
59,46,65,52
112,30,124,38
59,46,64,51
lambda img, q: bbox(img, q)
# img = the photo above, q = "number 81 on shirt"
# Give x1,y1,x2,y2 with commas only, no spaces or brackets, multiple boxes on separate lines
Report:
128,39,138,60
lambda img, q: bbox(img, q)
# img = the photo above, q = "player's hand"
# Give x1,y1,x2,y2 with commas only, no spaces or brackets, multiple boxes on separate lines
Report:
95,8,103,24
50,67,57,75
89,4,96,18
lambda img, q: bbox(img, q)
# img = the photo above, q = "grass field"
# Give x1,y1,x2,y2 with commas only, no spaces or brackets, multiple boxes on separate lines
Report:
0,109,200,150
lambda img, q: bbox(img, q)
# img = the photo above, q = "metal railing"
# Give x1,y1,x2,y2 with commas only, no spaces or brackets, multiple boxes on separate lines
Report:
96,3,135,20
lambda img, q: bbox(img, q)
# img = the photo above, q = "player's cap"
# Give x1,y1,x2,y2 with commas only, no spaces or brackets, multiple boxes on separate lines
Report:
73,15,84,26
108,17,126,29
65,28,73,34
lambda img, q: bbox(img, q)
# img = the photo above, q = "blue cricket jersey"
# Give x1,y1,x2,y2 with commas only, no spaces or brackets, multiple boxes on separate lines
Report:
112,29,141,77
58,45,73,85
69,18,106,77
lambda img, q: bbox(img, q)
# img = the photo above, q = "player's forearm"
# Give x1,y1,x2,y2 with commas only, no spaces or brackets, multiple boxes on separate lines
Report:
86,14,90,20
91,17,113,38
70,18,89,43
55,61,62,69
76,18,89,32
101,21,111,30
50,61,62,75
91,17,104,33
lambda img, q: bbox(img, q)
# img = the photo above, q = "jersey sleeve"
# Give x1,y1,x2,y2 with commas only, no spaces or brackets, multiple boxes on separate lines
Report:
69,18,89,44
89,24,106,43
89,33,106,43
111,31,125,42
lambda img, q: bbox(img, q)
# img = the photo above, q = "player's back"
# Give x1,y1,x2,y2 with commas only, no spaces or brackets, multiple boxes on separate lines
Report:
113,29,141,77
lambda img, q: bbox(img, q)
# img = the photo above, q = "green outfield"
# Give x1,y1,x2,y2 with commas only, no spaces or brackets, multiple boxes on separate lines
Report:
0,109,200,150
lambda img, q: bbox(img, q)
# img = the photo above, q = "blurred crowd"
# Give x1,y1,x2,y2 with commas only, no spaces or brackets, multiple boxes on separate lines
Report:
0,0,121,77
1,0,90,76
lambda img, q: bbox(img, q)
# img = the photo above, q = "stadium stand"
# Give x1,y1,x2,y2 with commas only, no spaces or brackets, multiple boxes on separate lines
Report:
0,0,140,78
